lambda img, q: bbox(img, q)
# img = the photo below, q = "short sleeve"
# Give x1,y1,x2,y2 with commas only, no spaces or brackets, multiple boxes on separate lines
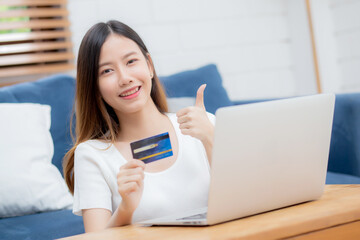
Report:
206,112,216,125
73,142,112,216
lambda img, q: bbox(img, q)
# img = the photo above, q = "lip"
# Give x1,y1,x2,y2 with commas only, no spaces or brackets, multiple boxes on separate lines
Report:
119,86,141,100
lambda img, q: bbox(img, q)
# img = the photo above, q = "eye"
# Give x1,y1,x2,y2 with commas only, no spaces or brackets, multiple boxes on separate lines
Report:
100,68,113,75
127,59,137,65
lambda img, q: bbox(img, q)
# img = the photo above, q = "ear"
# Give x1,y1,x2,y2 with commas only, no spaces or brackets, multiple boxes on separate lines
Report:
146,53,154,77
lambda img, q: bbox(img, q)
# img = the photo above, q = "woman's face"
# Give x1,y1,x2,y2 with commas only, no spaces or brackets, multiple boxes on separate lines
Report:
98,34,154,116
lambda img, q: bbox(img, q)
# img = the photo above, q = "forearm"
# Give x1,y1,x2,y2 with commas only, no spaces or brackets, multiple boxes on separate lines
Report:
106,202,133,228
201,126,214,166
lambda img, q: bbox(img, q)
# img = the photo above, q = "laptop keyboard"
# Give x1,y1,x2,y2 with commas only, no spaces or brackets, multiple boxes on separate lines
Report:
177,212,207,220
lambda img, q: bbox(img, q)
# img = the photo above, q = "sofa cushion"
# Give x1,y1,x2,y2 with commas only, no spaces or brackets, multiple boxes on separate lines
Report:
0,74,76,174
160,64,233,114
326,171,360,184
0,209,84,240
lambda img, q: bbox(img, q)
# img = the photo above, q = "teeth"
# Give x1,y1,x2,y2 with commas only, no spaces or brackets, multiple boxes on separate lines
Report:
120,87,139,97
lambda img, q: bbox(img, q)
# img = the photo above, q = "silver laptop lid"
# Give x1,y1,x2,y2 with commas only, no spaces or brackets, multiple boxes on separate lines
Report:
207,94,335,225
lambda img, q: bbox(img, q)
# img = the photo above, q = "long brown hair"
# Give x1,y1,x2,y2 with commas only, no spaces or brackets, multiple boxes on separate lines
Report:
63,20,168,194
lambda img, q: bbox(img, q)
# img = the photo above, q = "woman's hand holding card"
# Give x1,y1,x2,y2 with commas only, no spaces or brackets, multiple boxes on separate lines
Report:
117,160,145,214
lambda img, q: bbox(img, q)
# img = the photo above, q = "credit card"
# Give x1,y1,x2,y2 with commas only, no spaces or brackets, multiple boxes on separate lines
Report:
130,132,173,164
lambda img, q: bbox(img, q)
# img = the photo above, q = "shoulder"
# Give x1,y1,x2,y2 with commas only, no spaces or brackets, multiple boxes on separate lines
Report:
76,139,111,152
74,139,113,164
74,140,117,176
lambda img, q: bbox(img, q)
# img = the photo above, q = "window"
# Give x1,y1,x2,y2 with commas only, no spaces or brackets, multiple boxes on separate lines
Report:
0,0,74,80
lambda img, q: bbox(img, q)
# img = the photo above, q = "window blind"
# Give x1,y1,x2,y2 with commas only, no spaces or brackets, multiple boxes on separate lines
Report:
0,0,74,78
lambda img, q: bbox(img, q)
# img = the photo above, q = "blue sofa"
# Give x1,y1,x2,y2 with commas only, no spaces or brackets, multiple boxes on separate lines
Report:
0,64,359,239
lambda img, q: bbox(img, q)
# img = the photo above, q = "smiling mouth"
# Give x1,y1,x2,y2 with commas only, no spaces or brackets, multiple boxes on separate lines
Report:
119,87,140,97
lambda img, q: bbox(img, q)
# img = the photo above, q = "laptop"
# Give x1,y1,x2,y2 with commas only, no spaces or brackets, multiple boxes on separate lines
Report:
139,93,335,226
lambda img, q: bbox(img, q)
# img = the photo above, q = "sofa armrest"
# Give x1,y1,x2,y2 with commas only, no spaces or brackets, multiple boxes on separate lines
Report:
328,93,360,177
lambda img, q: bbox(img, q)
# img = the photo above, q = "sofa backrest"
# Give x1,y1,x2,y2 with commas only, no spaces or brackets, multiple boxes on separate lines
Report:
1,72,359,178
0,75,75,174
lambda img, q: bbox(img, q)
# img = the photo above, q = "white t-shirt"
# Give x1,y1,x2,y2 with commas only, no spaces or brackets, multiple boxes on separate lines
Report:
73,112,215,223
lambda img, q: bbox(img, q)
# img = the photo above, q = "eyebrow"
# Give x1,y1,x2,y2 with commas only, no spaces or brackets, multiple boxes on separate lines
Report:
98,51,138,68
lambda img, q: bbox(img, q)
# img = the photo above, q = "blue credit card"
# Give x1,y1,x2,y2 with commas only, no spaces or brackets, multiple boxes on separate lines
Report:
130,132,173,164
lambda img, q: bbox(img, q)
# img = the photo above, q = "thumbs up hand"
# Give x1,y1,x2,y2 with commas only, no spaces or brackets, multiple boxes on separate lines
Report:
176,84,214,143
195,84,206,109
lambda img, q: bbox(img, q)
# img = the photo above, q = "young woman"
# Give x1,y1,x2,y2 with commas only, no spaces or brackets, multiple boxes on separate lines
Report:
63,20,215,232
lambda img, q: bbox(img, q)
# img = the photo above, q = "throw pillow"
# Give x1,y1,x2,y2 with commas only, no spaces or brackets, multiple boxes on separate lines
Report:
0,103,73,218
159,64,233,114
0,74,76,174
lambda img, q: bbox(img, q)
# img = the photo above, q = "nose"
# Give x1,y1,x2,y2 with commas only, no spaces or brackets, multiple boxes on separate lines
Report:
117,68,133,86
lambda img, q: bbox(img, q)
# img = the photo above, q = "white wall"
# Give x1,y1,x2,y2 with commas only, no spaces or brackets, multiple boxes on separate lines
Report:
309,0,360,93
68,0,360,100
329,0,360,92
68,0,299,100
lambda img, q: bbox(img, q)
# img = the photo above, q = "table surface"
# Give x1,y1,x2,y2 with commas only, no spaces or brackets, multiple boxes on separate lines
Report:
60,185,360,240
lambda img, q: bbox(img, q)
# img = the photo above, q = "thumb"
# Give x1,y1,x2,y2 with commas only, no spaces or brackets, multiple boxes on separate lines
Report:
195,84,206,109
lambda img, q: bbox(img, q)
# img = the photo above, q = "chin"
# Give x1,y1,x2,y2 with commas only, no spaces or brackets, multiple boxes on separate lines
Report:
120,101,147,114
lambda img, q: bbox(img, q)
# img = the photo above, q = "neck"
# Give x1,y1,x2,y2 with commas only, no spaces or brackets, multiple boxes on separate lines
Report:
116,100,167,142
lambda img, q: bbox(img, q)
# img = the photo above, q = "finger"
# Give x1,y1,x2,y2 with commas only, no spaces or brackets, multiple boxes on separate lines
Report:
121,160,145,170
118,166,144,178
195,84,206,109
132,159,146,169
180,128,192,136
179,122,191,130
176,106,191,118
117,174,144,191
122,160,144,169
121,174,144,185
177,115,190,124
